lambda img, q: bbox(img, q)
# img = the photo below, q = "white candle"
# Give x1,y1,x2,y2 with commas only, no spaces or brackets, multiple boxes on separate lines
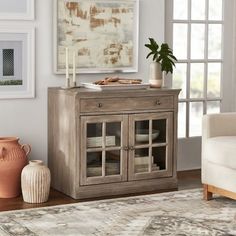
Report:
65,47,69,79
72,50,76,83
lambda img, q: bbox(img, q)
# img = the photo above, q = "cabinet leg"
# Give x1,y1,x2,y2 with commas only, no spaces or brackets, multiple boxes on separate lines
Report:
203,184,213,201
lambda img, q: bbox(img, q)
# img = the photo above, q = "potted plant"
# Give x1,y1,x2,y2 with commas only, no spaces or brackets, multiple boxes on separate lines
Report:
145,38,177,88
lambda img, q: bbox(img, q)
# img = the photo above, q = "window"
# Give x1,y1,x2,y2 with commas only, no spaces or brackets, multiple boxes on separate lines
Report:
168,0,223,138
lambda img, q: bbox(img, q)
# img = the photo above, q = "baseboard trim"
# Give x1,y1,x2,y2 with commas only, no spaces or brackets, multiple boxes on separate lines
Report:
177,169,201,178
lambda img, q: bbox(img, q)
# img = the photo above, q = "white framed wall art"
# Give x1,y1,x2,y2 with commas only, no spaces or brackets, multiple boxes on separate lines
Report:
54,0,139,74
0,0,35,20
0,25,35,99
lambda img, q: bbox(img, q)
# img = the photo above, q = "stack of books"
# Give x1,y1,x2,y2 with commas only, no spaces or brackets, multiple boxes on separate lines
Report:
134,156,160,173
87,166,102,177
87,136,116,148
87,162,120,177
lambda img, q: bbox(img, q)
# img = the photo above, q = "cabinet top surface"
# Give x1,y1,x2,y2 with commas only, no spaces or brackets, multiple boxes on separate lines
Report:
48,87,181,97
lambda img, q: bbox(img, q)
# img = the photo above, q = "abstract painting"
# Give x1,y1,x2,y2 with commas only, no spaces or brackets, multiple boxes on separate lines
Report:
54,0,139,74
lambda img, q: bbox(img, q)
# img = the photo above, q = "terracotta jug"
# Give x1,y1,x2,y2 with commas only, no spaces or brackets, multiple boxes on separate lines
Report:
0,137,31,198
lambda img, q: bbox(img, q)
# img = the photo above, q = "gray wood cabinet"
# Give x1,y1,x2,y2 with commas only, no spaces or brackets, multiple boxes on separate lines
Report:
48,87,180,199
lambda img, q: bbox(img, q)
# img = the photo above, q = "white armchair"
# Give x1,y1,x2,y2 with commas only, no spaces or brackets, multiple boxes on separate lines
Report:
202,113,236,200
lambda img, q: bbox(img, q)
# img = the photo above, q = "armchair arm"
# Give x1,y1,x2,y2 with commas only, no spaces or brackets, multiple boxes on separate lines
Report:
202,113,236,140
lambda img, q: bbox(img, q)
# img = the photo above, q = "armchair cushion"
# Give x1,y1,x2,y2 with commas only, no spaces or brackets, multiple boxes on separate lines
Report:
205,136,236,169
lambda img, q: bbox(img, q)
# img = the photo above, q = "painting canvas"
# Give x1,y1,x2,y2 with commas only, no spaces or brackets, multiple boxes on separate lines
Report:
54,0,139,74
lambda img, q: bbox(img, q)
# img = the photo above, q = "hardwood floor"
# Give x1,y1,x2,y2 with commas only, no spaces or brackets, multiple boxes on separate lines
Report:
0,169,202,212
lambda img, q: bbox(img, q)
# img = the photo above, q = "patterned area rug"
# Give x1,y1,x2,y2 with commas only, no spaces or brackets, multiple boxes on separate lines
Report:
1,189,236,236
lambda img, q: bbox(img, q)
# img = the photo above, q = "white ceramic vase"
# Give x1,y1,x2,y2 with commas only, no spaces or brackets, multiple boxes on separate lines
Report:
21,160,51,203
149,62,163,88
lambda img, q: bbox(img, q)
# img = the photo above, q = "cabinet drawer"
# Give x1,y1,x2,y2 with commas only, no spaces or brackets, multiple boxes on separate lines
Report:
80,96,174,113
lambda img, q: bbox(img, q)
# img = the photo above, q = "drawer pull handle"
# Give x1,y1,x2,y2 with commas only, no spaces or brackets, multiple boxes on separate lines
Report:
156,100,161,105
98,103,103,108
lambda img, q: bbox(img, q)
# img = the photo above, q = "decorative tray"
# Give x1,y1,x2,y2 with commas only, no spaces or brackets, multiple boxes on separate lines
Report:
82,77,150,91
82,82,150,91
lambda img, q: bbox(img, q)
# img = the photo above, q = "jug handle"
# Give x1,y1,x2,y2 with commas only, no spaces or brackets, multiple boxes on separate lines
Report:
21,144,31,156
0,147,5,160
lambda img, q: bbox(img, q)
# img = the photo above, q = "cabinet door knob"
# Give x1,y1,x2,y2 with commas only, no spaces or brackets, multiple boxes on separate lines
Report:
123,146,129,151
130,146,135,151
98,103,103,108
156,100,161,105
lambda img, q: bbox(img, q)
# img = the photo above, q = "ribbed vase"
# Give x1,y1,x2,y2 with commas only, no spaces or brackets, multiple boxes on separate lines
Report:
21,160,51,203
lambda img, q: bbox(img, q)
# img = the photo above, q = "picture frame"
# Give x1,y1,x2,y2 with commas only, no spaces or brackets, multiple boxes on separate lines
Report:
54,0,139,74
0,25,35,99
0,0,35,20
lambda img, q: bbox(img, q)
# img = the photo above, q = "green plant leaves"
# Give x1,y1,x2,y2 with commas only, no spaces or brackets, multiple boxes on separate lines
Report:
146,52,153,59
145,38,177,74
145,38,160,60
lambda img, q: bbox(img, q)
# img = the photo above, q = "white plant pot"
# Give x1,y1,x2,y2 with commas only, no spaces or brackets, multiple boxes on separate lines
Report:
149,79,163,88
149,62,163,88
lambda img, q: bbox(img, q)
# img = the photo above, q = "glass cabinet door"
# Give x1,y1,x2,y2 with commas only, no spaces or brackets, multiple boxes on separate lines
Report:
81,115,128,185
129,112,173,181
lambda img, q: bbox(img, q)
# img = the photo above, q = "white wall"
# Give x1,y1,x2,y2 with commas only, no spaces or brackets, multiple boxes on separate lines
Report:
0,0,165,164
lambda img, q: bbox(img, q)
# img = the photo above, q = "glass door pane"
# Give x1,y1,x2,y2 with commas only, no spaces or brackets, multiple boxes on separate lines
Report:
105,122,121,176
106,150,120,176
86,122,104,179
152,119,166,144
208,24,222,59
81,115,127,186
129,113,173,181
191,0,206,20
190,63,204,99
209,0,223,20
207,101,220,114
86,121,122,178
189,102,203,137
87,123,102,148
134,148,149,173
135,120,149,145
152,147,167,171
207,63,221,98
173,23,188,60
191,24,205,59
173,0,188,20
87,152,102,177
106,122,121,147
172,63,187,99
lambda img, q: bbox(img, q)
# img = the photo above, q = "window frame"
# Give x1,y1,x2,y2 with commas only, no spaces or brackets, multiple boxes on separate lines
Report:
165,0,235,138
